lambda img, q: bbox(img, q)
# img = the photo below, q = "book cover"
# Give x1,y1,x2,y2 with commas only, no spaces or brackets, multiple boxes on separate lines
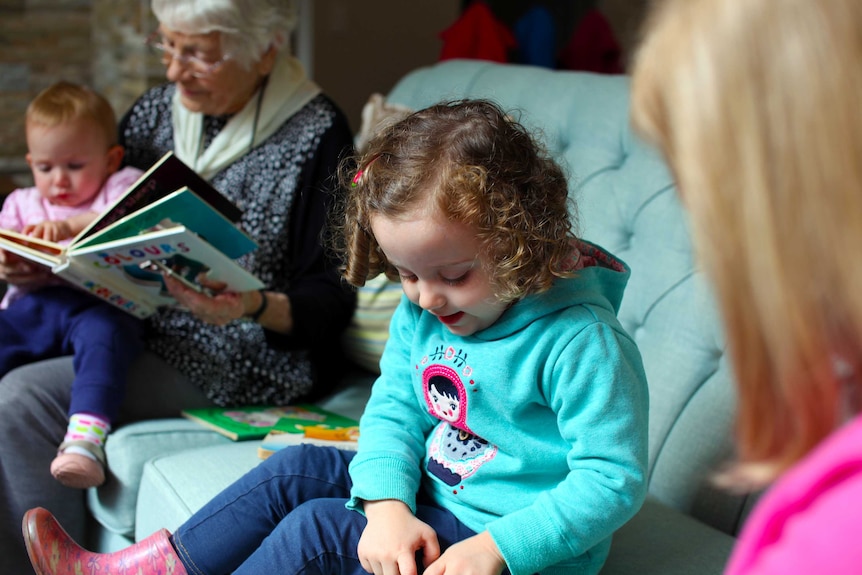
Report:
72,151,242,245
55,226,264,318
181,404,359,442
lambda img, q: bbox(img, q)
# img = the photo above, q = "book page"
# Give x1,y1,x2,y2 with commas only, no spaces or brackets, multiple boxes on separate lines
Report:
53,258,158,318
0,228,63,268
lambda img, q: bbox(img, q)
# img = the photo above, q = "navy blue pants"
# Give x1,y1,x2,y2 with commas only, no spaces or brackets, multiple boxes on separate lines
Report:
0,286,145,420
172,445,478,575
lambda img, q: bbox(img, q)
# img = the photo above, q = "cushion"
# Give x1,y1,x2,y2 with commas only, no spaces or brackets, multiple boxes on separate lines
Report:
135,451,737,573
601,498,735,574
354,93,413,154
89,419,230,539
340,275,403,373
136,441,260,539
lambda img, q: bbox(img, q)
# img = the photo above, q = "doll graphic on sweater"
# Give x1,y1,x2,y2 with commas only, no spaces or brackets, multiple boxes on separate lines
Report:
424,361,498,486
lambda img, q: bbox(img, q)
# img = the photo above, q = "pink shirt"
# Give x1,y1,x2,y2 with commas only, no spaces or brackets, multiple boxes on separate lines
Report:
725,413,862,574
0,166,142,234
0,166,143,307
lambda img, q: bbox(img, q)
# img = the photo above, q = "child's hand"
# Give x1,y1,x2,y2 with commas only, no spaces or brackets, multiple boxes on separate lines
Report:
424,531,506,575
23,220,74,242
0,248,49,286
359,500,441,575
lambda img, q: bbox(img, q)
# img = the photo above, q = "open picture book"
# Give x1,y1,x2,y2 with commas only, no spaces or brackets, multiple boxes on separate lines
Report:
0,152,263,318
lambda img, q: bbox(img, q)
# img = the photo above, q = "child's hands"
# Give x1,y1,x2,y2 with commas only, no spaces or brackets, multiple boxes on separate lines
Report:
424,531,506,575
22,212,98,242
0,248,49,286
359,500,441,575
23,220,74,242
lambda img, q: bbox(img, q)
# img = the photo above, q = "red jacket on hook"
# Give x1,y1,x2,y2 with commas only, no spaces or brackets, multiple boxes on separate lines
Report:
439,1,516,63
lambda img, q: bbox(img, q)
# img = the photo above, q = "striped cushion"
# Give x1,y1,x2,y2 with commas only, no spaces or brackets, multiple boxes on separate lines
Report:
341,275,403,373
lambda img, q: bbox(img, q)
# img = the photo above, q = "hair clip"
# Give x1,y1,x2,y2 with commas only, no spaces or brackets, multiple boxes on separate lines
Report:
351,154,381,188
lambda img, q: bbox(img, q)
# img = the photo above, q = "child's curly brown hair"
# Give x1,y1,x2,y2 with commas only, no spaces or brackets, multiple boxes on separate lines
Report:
332,99,577,304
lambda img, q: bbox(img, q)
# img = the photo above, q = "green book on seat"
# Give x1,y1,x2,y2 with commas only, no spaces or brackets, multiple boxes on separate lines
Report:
181,404,357,441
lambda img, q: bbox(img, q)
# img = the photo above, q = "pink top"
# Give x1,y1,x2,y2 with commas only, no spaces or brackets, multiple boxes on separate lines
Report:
725,413,862,574
0,166,143,307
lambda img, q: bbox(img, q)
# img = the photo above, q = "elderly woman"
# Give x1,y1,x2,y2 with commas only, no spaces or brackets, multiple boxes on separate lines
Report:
0,0,355,572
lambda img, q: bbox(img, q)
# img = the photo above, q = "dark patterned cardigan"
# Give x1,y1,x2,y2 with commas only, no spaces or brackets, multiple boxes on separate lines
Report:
118,83,356,406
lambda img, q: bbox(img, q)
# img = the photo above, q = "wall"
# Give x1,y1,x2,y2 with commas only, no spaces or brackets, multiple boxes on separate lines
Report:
599,0,650,67
314,0,649,130
0,1,648,190
311,0,460,133
0,0,158,191
0,0,458,184
0,0,94,178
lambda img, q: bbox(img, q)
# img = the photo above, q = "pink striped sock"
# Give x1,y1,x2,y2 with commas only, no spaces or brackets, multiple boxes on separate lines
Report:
64,413,111,447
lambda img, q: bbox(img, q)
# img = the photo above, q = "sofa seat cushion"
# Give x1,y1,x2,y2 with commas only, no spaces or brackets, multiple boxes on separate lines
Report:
89,419,232,539
133,373,376,540
602,498,734,574
92,368,375,544
135,441,261,540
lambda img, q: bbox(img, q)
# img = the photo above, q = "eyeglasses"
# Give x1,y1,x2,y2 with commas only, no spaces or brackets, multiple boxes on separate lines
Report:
145,33,231,79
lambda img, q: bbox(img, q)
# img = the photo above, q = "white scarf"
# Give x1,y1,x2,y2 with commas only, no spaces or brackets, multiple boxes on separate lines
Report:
172,55,321,181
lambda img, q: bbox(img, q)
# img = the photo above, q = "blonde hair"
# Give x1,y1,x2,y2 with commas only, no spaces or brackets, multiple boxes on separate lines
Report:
631,0,862,489
152,0,297,69
334,99,576,304
26,81,118,148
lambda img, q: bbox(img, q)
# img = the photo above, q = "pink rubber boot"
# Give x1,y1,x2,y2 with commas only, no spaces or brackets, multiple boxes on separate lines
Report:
23,507,188,575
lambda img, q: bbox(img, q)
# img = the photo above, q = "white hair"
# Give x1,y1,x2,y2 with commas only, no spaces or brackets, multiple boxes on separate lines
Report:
151,0,297,68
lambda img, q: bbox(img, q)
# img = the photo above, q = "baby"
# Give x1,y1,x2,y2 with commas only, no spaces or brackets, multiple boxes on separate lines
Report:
0,81,145,488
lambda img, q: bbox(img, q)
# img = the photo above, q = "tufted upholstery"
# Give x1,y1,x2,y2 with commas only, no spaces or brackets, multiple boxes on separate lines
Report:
88,60,748,574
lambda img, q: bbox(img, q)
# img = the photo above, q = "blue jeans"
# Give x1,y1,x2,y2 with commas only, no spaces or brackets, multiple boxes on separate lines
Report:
171,445,477,575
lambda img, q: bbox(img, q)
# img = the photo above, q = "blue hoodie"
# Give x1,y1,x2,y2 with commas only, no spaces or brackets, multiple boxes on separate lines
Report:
348,240,649,575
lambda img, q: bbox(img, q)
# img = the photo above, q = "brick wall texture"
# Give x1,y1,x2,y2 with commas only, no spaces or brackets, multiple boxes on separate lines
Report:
0,0,159,185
